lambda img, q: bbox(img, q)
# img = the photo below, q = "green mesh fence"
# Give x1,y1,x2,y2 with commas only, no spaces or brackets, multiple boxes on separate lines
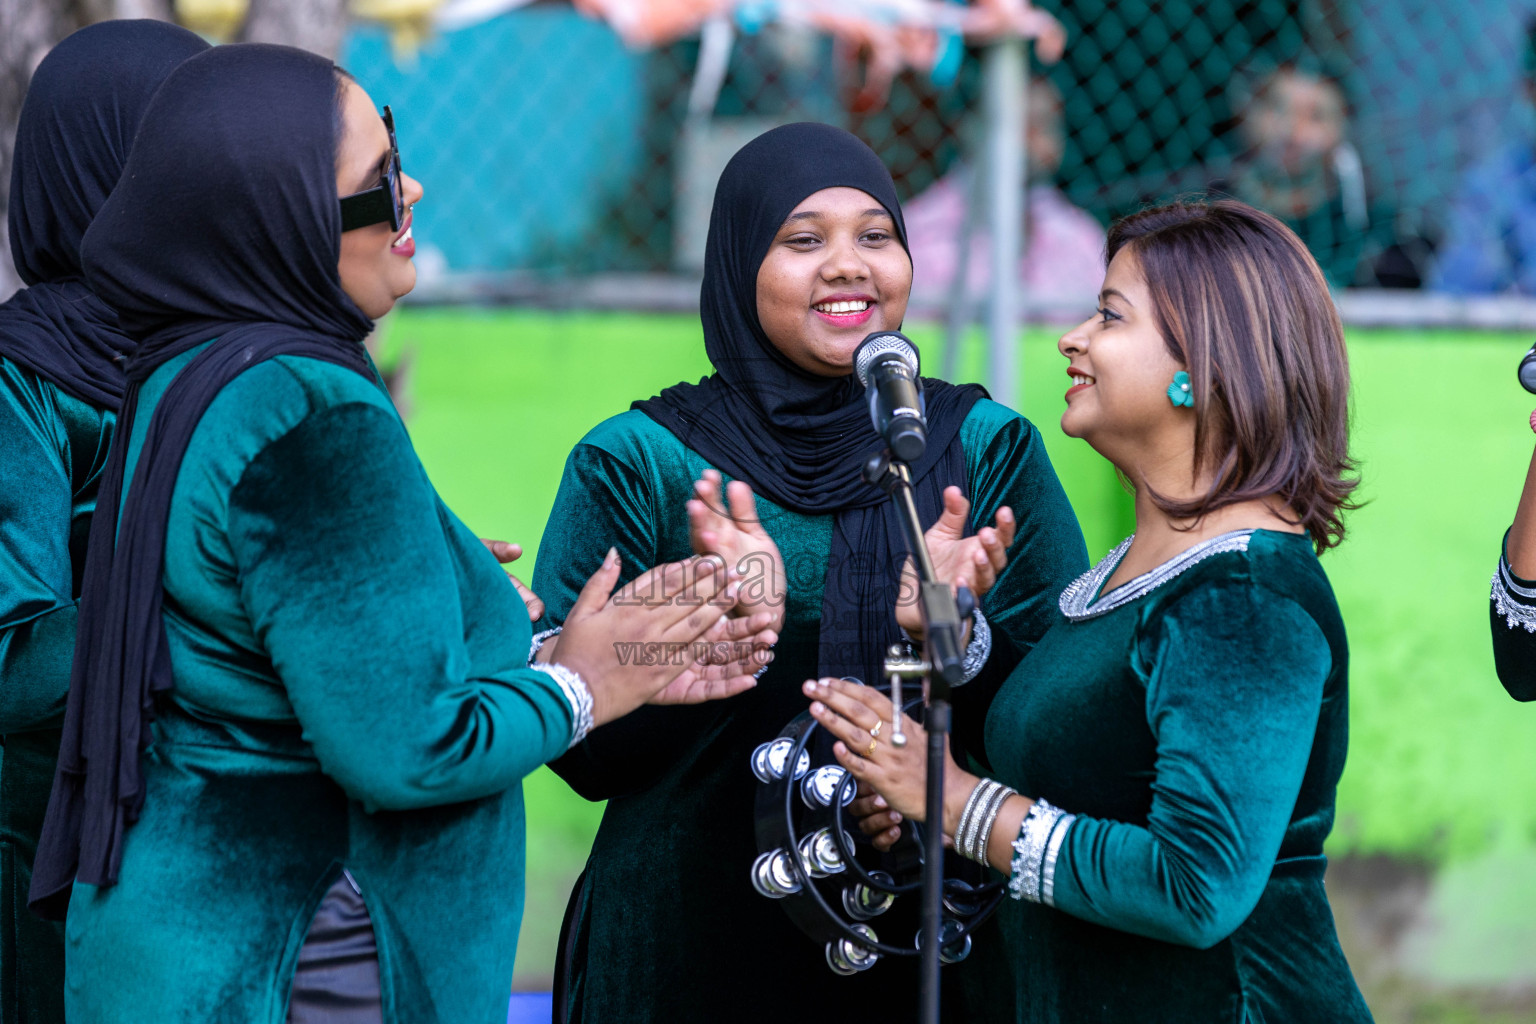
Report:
339,0,1536,295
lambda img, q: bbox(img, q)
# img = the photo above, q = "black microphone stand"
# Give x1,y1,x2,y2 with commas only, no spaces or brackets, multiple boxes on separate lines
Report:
862,450,968,1024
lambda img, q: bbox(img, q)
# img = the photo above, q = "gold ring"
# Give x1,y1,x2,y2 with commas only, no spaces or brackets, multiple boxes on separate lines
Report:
870,721,882,740
864,737,878,758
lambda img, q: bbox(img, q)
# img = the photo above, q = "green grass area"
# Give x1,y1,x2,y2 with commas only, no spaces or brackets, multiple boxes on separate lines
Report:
391,307,1536,983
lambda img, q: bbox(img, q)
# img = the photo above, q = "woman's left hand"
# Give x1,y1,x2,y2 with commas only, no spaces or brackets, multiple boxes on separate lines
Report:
803,677,977,843
897,487,1015,640
689,471,788,633
482,539,545,621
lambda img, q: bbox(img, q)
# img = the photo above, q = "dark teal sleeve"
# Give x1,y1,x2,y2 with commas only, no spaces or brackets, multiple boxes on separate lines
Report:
1491,534,1536,701
1050,582,1328,948
533,440,720,800
0,366,76,734
960,402,1089,652
533,441,659,619
953,403,1088,765
226,400,575,812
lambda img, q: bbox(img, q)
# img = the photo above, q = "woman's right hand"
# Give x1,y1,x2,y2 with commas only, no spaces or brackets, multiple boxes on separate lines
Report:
545,549,772,727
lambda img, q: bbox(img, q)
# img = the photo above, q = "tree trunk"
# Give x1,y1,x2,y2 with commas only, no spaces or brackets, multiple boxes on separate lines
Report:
0,0,172,300
0,0,71,299
113,0,175,20
238,0,350,60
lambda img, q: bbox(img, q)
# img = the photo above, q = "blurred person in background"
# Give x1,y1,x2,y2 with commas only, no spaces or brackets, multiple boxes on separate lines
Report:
1211,61,1397,289
573,0,1065,107
27,43,770,1024
533,122,1087,1023
1432,18,1536,295
903,76,1106,306
811,200,1372,1022
0,21,209,1024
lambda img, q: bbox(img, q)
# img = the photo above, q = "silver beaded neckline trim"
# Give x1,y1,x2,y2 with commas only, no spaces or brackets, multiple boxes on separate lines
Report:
1058,530,1257,622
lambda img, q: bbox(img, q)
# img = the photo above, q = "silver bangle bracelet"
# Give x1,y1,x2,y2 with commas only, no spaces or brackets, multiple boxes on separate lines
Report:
955,779,1015,863
961,781,1002,861
972,783,1016,864
954,779,993,859
959,782,995,861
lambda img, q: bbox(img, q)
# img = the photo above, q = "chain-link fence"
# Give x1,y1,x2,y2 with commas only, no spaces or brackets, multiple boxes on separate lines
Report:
3,0,1531,312
330,0,1536,311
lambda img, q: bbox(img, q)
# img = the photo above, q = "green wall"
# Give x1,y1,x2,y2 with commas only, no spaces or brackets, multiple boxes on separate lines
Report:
392,309,1536,979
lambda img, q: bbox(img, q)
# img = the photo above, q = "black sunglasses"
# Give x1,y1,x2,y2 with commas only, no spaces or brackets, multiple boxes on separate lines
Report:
339,105,404,233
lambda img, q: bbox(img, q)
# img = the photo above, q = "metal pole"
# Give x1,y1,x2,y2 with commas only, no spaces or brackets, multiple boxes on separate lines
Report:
981,39,1027,409
919,698,950,1024
863,455,961,1024
940,159,986,383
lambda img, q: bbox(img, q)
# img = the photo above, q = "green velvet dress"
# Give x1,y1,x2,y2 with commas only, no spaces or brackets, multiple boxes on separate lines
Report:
532,401,1088,1023
985,528,1372,1022
61,344,578,1024
1490,534,1536,700
0,357,114,1024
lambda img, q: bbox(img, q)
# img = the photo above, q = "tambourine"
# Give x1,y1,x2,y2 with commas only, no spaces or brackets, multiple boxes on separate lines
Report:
747,683,1004,976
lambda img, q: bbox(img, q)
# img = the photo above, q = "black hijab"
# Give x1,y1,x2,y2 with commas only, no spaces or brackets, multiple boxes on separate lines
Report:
31,43,377,918
0,19,208,409
635,123,986,685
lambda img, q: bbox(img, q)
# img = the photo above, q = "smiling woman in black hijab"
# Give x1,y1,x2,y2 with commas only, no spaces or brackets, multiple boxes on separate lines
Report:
532,123,1089,1023
26,41,769,1024
0,20,207,1023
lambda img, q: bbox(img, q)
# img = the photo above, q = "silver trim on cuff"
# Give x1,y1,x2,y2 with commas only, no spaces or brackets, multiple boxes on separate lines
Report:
529,660,594,750
959,607,991,684
1009,798,1075,904
1495,558,1536,632
1040,811,1076,907
753,641,777,679
897,607,989,686
529,626,562,663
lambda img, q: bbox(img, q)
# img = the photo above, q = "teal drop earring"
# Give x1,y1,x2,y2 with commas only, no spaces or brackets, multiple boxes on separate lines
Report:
1168,370,1194,408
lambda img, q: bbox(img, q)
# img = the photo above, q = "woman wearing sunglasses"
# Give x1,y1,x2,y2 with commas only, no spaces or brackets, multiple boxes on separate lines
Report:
29,44,770,1024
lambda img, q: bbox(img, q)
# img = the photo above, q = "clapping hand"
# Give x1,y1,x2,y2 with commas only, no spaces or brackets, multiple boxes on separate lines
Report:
688,470,787,634
542,550,777,727
896,487,1015,641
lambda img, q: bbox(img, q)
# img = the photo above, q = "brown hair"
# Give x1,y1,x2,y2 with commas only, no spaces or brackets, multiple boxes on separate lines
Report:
1105,200,1359,549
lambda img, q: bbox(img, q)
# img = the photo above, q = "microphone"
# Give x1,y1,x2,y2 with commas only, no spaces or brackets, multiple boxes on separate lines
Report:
854,332,926,463
1520,346,1536,394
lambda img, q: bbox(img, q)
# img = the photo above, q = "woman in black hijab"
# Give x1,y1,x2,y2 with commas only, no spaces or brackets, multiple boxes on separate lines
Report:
28,42,769,1024
0,20,208,1022
532,122,1089,1022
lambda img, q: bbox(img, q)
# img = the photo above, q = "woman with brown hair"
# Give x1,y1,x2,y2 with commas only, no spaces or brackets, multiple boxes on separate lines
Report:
809,200,1373,1021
